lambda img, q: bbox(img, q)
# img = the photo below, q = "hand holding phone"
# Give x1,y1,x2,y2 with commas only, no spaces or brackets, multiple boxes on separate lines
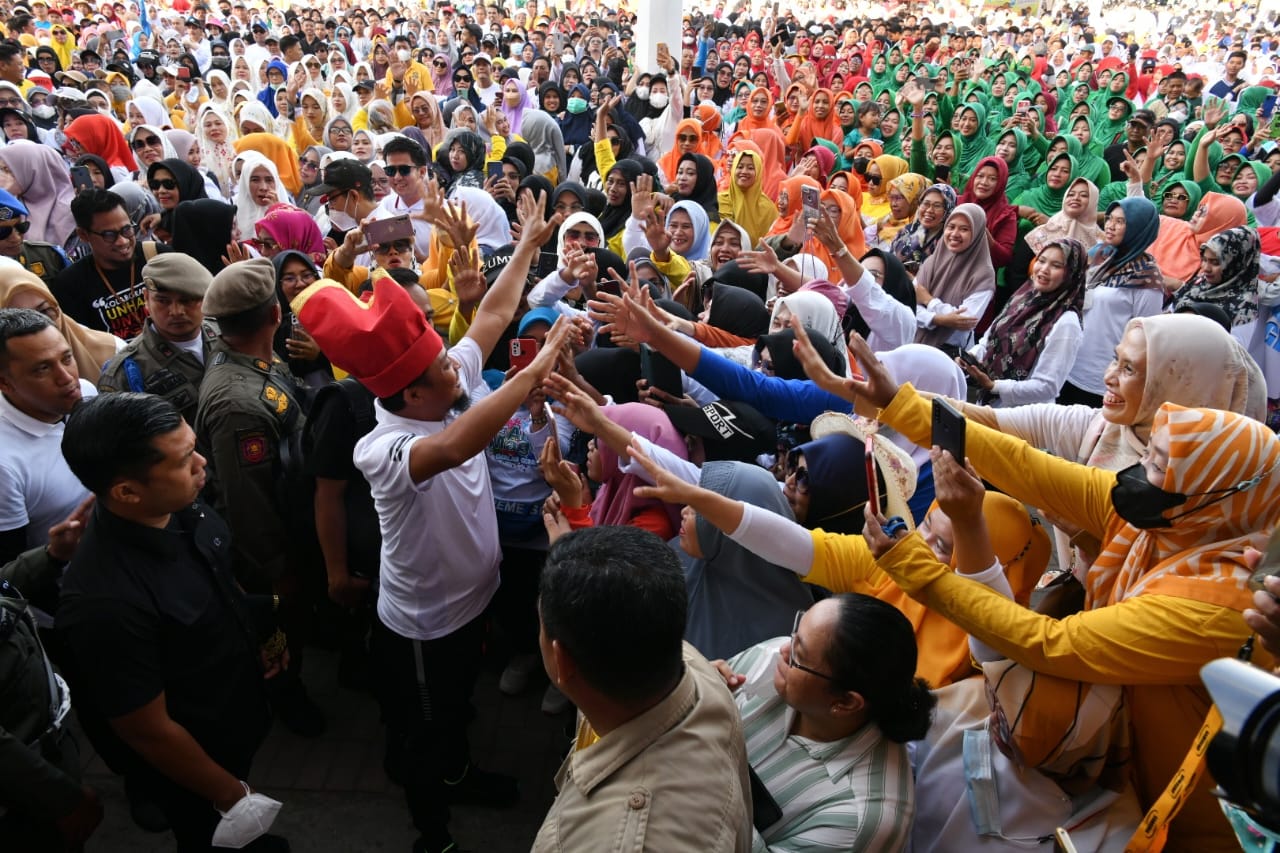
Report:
509,337,539,372
865,435,879,513
932,398,966,464
800,185,820,225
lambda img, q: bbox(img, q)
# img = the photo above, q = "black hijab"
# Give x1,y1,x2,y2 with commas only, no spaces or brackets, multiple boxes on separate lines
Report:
755,328,844,381
710,259,769,302
846,249,915,338
671,152,720,219
75,154,115,189
170,199,234,275
271,250,331,376
148,158,207,202
707,283,769,338
599,158,643,238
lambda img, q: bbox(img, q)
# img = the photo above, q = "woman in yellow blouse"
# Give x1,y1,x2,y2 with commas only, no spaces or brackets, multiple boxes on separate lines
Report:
789,321,1280,852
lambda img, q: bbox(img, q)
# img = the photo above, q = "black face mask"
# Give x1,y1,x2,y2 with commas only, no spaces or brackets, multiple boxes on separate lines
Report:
1110,463,1186,529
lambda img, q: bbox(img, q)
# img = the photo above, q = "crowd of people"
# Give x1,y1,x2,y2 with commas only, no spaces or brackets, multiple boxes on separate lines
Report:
1,0,1280,850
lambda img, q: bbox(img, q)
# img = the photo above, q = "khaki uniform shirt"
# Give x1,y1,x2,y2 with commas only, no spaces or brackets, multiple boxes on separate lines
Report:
98,322,216,425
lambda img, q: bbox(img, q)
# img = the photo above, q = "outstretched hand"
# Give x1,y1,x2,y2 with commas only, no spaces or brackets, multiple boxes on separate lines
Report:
843,328,902,409
788,315,858,403
629,440,698,505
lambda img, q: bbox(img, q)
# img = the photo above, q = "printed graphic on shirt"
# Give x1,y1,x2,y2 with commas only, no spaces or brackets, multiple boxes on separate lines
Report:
488,417,538,472
90,283,147,340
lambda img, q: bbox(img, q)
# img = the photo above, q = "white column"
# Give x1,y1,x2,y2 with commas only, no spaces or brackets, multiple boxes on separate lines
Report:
635,0,684,75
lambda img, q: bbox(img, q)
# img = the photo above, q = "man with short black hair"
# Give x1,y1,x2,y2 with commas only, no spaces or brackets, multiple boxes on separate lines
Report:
377,137,433,257
56,393,286,852
0,42,31,93
0,308,93,565
533,525,753,852
51,189,168,339
279,33,303,64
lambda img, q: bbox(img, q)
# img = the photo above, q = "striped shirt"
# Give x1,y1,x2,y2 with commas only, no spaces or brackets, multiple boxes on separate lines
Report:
728,639,915,853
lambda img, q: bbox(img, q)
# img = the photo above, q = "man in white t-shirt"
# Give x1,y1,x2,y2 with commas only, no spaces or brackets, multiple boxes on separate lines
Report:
292,199,569,853
374,136,435,258
0,308,95,566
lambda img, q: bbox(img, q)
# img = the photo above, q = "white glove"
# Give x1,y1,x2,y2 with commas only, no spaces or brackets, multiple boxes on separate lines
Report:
210,783,282,849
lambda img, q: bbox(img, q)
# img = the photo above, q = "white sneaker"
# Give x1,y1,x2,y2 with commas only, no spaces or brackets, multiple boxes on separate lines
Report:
541,684,572,715
499,653,541,696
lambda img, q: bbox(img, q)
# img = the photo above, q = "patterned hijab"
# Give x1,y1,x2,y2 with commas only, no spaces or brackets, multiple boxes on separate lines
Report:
876,172,929,244
1025,178,1099,254
1171,227,1261,328
981,238,1087,383
1086,404,1280,611
890,183,957,274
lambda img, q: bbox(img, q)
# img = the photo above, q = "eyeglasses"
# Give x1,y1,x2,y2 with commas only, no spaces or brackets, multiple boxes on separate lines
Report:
0,220,30,240
300,158,319,169
373,239,413,254
0,97,22,108
87,224,136,243
1165,192,1190,202
149,178,178,191
563,228,600,243
132,135,162,150
330,125,352,135
384,164,417,177
787,611,832,680
279,269,318,288
256,235,280,252
918,199,947,211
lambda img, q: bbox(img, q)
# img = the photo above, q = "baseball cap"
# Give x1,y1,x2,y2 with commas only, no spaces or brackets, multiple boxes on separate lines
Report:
313,159,373,198
664,400,775,463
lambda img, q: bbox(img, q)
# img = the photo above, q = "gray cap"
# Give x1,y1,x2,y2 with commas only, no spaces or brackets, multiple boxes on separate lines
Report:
141,253,213,299
203,257,277,317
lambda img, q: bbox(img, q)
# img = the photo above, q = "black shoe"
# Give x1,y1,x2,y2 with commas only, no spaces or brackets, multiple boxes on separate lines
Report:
443,765,518,808
124,776,170,833
244,833,291,852
275,687,326,738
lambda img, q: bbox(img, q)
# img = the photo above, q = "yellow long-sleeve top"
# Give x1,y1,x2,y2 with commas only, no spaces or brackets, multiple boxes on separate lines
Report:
872,384,1254,852
592,137,626,258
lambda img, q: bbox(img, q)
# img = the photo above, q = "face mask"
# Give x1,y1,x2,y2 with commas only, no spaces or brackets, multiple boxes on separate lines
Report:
566,96,588,114
634,85,649,100
1168,109,1188,123
33,104,55,120
326,192,358,231
397,49,411,62
649,92,669,110
1110,463,1187,529
562,52,575,64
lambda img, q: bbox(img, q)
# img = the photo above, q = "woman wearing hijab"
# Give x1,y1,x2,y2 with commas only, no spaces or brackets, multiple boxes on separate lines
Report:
890,183,956,275
233,133,303,197
717,149,778,247
169,198,236,276
861,154,909,222
957,156,1017,269
596,158,642,257
785,87,841,153
952,103,996,188
1061,197,1163,407
658,118,712,186
1025,177,1099,254
839,353,1280,851
961,238,1088,407
770,290,849,376
1172,227,1262,342
73,154,115,190
870,171,928,249
1146,192,1248,289
0,266,119,376
913,203,996,352
63,114,137,182
254,202,326,267
231,152,291,243
145,157,208,240
767,175,822,238
449,187,513,260
668,152,720,221
0,142,76,245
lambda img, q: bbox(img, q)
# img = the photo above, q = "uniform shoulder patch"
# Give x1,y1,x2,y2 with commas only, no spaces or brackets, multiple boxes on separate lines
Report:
237,430,269,465
261,384,290,415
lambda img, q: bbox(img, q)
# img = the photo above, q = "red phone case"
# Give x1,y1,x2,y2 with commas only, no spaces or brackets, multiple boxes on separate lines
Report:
865,435,879,512
509,337,538,371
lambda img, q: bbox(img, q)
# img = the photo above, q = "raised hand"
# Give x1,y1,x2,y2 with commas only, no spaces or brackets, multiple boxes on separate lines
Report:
812,207,843,252
629,440,698,505
449,245,485,308
538,421,585,507
545,371,607,434
930,447,985,526
738,240,781,275
516,188,563,247
631,173,656,221
542,493,573,544
843,327,903,409
901,79,925,107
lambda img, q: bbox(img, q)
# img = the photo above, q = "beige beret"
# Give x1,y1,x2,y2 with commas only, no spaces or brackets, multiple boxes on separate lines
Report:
141,252,213,299
203,257,277,317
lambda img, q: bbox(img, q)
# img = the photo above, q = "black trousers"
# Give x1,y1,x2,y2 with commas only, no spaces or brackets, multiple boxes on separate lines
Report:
372,612,485,845
494,545,547,656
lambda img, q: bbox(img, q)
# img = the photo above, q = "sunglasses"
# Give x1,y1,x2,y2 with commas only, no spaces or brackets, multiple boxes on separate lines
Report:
454,76,471,83
149,178,178,191
300,158,320,169
373,239,413,254
785,463,809,493
0,220,30,240
563,228,599,242
433,59,448,67
868,175,883,185
132,135,162,150
677,133,699,142
384,164,417,177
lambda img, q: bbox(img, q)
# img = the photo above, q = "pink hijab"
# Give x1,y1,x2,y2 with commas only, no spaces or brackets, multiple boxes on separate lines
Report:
0,142,76,244
256,203,326,266
590,403,689,532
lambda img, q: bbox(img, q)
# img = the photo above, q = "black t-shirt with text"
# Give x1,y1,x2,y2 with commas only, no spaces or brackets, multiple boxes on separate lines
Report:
50,243,170,340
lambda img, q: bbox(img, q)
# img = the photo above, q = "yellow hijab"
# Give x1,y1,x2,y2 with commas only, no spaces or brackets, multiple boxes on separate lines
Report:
716,149,779,247
0,265,118,377
862,154,910,222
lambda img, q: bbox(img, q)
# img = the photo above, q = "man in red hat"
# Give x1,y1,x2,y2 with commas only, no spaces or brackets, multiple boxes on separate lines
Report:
291,193,568,853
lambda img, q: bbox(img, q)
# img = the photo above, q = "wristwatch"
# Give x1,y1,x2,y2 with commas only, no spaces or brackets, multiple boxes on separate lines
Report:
882,516,909,538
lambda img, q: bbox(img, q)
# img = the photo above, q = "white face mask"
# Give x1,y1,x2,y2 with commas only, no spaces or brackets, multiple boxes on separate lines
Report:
32,104,55,119
634,85,650,100
397,49,411,62
649,92,669,110
327,192,358,231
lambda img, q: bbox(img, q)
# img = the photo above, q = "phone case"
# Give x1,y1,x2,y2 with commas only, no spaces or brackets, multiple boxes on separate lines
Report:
931,398,966,463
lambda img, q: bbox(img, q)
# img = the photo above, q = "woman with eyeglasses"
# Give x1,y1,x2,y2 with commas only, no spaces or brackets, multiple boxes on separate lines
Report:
271,249,334,388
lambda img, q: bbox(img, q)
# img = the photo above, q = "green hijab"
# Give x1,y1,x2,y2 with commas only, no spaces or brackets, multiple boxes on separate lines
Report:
880,107,904,157
1016,152,1079,216
954,103,995,181
1091,96,1132,156
1159,179,1203,221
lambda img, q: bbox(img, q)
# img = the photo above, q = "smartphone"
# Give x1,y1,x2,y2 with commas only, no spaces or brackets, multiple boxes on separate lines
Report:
509,337,539,372
1054,827,1079,853
595,278,621,297
640,343,683,397
1016,102,1029,116
487,161,505,181
748,766,783,832
932,397,966,463
934,163,951,182
865,435,879,513
176,66,191,80
800,185,820,224
536,251,559,279
1262,95,1277,119
958,349,983,370
1247,526,1280,594
70,165,93,192
363,214,414,247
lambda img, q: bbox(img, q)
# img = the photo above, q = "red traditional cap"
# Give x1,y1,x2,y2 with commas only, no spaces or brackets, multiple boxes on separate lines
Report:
291,273,443,398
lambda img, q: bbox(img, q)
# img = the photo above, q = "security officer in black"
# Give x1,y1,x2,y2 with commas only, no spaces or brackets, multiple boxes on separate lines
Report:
194,258,324,737
0,500,103,850
0,189,69,286
98,253,216,424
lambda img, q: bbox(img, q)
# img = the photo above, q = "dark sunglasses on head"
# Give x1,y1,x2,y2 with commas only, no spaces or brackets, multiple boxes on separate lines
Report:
132,135,162,150
384,164,417,177
0,220,31,240
149,178,178,191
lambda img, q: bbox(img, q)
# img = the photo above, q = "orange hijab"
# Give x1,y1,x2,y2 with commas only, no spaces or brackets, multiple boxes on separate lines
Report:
693,103,724,164
1146,193,1248,283
235,133,303,196
767,175,822,237
786,87,841,151
659,119,711,185
807,188,866,273
734,86,778,135
743,126,788,199
861,492,1050,687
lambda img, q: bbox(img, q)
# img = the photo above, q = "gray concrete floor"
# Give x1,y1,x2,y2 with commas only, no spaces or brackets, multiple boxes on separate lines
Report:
78,647,572,852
